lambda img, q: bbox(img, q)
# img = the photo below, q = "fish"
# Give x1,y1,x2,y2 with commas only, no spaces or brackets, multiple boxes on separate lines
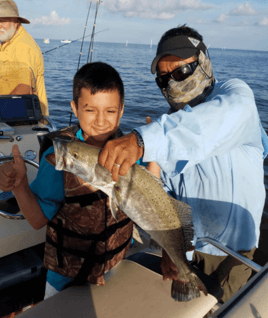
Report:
45,135,208,302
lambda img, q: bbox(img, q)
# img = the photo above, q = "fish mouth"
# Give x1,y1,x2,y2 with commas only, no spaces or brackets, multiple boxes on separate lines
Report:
52,137,72,171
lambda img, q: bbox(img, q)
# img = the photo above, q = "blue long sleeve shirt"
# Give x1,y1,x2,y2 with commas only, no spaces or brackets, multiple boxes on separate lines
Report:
135,79,268,256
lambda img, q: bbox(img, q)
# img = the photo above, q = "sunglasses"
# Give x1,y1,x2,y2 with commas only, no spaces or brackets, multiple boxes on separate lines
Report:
156,60,198,89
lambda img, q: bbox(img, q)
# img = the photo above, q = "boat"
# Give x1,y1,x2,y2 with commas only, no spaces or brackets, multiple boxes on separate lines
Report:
1,3,268,318
0,63,225,318
0,88,267,317
43,38,49,44
61,39,72,44
0,63,57,317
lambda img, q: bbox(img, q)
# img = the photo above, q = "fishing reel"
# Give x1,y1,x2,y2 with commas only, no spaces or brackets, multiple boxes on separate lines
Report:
0,156,39,220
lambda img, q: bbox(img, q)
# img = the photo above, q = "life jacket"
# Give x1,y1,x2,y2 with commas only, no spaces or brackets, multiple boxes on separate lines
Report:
42,125,133,286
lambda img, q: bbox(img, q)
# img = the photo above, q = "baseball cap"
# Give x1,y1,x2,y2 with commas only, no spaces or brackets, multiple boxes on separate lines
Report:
151,35,207,74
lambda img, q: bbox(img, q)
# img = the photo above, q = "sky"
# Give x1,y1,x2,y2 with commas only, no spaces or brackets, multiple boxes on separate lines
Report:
15,0,268,51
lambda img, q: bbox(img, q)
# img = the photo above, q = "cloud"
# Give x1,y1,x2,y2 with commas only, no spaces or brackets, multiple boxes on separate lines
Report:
102,0,214,20
214,14,228,23
259,17,268,26
31,11,71,26
229,2,257,16
237,19,249,26
195,19,205,24
213,2,257,25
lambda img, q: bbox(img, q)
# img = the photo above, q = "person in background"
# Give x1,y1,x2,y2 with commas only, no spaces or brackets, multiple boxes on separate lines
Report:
98,24,268,303
0,0,49,116
0,62,133,300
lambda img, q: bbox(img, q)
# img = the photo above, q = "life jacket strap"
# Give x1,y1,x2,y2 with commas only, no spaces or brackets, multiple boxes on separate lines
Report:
56,218,64,268
47,216,131,242
64,190,107,208
70,235,132,286
47,234,132,289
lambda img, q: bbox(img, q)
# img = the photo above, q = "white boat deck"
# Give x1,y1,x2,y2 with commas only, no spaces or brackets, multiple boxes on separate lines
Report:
15,258,218,318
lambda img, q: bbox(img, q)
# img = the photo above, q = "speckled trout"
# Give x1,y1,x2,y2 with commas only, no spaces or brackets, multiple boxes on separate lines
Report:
46,136,208,301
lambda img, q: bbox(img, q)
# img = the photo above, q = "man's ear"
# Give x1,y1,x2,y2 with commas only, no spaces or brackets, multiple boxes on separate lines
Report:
70,100,78,118
119,103,124,119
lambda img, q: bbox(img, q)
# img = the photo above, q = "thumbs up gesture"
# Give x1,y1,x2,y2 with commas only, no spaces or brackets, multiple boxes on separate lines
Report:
0,145,27,191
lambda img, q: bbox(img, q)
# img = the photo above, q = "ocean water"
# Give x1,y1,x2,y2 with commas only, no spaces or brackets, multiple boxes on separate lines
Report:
39,40,268,131
38,40,268,211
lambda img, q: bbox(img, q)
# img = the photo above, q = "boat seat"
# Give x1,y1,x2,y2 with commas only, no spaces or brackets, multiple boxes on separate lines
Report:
127,252,224,302
210,261,268,317
15,257,219,318
0,194,20,215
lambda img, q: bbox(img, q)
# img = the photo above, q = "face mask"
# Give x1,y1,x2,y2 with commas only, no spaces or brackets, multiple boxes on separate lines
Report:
161,51,215,112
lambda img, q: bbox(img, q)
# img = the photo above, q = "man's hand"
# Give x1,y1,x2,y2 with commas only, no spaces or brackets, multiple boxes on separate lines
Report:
98,133,143,182
161,249,179,282
0,145,27,191
146,116,152,124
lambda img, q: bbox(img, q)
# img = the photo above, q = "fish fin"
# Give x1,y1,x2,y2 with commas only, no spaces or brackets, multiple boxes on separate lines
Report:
132,225,162,253
170,197,194,252
132,224,150,244
172,269,208,302
137,165,164,187
113,182,125,210
45,153,56,166
109,196,119,222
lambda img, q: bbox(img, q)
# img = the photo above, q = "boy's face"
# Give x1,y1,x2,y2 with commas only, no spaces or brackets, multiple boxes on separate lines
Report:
71,88,124,148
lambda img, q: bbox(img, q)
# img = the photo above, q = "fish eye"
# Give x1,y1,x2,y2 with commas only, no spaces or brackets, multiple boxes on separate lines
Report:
73,152,78,158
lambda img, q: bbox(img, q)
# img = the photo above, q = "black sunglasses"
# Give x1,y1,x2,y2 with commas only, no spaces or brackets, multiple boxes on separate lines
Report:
156,60,198,89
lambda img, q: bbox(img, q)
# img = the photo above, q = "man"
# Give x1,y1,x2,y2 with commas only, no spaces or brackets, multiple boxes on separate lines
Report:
99,25,268,302
0,0,49,116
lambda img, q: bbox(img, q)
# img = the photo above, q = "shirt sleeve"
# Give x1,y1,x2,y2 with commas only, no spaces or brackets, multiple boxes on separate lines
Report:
136,79,263,176
30,146,65,221
19,40,49,116
36,72,49,116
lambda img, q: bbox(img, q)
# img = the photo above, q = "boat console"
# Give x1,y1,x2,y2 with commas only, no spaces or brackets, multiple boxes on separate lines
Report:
0,95,43,126
0,95,56,315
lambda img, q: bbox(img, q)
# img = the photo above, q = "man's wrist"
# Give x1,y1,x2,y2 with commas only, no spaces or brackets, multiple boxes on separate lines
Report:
132,129,144,148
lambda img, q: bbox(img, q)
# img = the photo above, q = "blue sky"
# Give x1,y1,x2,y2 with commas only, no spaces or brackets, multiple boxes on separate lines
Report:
16,0,268,51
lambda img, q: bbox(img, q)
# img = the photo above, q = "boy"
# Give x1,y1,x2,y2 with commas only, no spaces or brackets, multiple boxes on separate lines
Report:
0,62,133,299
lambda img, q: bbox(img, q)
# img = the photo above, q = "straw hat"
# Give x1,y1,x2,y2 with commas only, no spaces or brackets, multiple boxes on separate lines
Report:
0,0,30,24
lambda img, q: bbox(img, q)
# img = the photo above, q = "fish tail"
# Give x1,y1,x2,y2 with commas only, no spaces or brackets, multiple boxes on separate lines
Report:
171,271,208,302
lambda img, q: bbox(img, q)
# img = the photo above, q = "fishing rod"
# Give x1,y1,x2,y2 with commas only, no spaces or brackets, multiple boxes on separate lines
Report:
69,0,102,125
42,28,108,55
77,0,94,70
87,0,100,63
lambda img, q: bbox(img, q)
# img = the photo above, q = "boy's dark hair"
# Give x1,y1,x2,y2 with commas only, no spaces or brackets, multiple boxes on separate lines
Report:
159,24,203,44
73,62,124,106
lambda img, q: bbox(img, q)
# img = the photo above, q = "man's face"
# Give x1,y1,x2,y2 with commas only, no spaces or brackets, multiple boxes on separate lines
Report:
157,55,197,81
0,17,19,43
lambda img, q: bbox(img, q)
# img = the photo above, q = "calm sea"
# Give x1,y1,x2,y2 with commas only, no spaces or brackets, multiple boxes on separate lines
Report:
38,40,268,213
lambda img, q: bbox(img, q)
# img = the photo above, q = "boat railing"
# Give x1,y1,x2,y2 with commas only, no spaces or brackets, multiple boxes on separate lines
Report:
0,156,40,220
197,237,263,273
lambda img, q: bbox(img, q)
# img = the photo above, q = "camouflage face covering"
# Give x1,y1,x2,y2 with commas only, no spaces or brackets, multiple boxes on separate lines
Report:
162,51,215,112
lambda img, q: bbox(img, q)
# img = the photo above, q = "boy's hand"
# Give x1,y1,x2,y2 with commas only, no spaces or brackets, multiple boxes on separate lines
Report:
98,133,143,182
0,145,27,191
